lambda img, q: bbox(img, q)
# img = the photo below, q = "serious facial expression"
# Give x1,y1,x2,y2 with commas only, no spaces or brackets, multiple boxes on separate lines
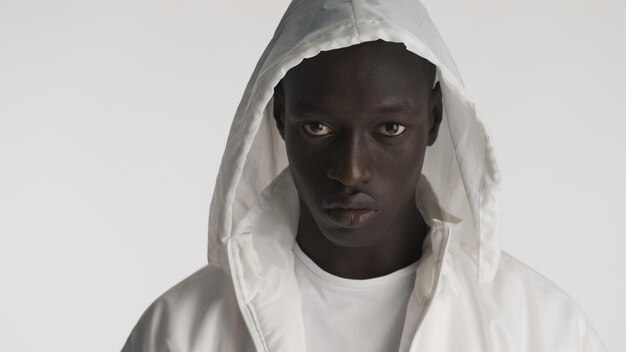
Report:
272,40,442,248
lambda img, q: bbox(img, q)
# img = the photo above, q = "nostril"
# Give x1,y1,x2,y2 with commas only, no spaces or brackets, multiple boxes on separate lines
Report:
341,186,357,195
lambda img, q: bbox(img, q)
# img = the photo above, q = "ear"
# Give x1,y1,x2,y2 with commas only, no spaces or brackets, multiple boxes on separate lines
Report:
272,82,286,140
427,81,443,146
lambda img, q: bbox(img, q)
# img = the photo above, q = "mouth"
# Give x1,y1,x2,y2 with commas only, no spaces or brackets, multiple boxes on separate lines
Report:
322,192,379,228
324,208,379,228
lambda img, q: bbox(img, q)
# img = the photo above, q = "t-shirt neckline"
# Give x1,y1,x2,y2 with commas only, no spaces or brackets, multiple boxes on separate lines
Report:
293,242,421,290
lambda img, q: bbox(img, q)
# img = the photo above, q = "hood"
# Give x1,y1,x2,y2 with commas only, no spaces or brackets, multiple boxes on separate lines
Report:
207,0,502,283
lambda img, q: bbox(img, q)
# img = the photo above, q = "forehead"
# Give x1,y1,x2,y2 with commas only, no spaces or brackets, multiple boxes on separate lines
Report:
280,40,434,107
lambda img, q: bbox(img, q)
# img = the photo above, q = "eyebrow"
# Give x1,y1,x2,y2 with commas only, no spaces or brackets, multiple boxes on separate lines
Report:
374,101,413,114
295,101,414,115
295,102,332,115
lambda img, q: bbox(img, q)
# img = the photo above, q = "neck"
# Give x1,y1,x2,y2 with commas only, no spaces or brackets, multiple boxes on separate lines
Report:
295,196,429,280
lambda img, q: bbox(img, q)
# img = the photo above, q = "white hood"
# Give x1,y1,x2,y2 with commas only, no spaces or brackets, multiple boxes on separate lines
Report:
121,2,609,351
207,0,502,284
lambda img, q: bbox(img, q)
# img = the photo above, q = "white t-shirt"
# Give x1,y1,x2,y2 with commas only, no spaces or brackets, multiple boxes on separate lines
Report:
293,243,419,352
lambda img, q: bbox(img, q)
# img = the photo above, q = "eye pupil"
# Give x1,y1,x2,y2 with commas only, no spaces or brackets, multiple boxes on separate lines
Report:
386,123,399,134
311,123,324,132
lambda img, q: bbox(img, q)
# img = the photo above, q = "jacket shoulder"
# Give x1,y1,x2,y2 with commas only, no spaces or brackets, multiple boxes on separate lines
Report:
491,251,606,351
497,251,581,303
152,264,232,308
121,265,252,352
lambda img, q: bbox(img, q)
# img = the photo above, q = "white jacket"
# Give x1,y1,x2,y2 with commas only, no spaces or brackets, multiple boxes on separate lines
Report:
122,0,607,351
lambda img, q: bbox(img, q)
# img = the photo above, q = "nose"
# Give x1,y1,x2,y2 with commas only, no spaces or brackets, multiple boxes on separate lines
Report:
327,132,373,189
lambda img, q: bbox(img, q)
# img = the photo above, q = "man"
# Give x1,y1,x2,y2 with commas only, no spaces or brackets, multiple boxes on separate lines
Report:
122,0,606,351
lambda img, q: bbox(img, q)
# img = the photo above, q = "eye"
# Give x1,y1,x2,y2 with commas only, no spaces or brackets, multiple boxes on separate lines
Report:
375,122,406,137
303,121,334,136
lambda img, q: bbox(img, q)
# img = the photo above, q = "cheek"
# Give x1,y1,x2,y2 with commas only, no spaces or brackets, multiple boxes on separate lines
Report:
284,129,328,197
285,131,321,171
374,141,427,201
376,136,427,173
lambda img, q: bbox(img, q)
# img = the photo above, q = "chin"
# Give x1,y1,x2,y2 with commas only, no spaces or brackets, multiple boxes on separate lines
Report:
320,227,380,248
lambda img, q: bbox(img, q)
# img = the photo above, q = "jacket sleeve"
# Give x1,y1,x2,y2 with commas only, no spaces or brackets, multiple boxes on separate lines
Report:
577,309,607,352
121,298,172,352
581,323,608,351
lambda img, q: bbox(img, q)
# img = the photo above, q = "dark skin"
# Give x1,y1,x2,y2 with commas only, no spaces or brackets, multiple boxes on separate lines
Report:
272,40,443,279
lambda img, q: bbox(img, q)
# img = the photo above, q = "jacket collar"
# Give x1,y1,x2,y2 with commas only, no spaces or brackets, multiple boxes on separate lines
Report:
227,166,463,351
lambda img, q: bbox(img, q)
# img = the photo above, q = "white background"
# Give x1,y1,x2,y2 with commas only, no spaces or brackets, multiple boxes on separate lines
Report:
0,0,623,351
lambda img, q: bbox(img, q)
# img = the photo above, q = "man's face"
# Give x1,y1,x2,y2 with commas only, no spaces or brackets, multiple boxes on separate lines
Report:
273,40,442,248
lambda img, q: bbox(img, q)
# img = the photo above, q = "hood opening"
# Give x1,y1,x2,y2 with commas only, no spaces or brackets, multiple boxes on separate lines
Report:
208,0,502,284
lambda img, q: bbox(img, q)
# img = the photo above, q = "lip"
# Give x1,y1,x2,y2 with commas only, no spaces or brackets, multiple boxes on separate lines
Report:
323,192,379,228
325,208,379,228
323,192,378,210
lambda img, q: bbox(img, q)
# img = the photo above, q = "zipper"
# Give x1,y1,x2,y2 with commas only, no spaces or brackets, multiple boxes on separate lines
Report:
407,222,454,352
227,237,268,352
